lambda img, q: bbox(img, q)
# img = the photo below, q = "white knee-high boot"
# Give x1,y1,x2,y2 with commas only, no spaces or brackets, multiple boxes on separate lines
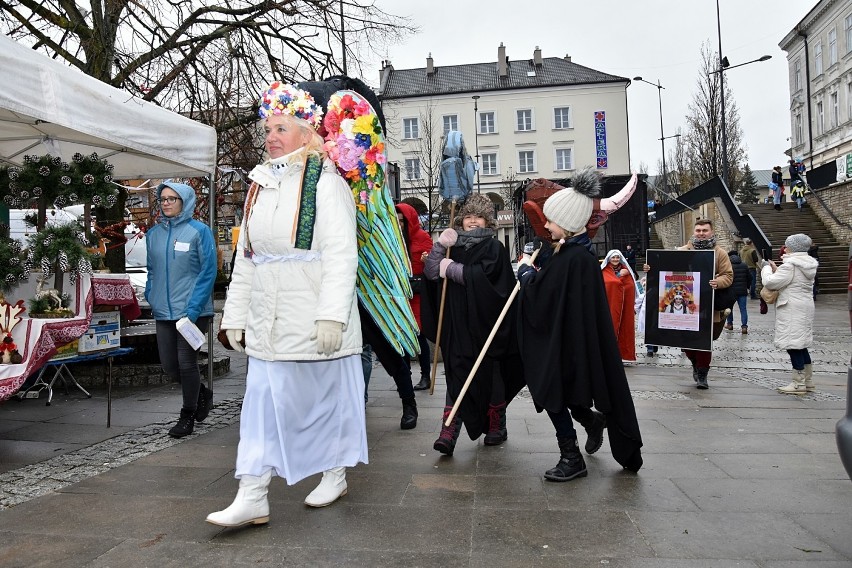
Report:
803,364,815,392
206,470,272,527
304,467,347,507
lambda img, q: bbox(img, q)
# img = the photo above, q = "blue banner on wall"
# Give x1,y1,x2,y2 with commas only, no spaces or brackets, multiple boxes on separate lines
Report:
594,110,608,169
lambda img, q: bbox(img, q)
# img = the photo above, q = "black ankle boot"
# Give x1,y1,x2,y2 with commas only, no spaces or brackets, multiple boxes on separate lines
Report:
434,406,462,455
483,402,508,446
400,397,418,430
413,376,430,391
195,385,214,422
544,437,587,482
580,410,606,454
696,368,709,389
169,408,195,438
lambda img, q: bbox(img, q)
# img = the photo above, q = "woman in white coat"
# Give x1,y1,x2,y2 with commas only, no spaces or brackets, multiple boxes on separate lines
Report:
760,233,819,395
207,82,366,527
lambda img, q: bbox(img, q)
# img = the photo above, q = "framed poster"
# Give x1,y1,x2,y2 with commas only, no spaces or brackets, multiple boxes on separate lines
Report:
644,249,716,351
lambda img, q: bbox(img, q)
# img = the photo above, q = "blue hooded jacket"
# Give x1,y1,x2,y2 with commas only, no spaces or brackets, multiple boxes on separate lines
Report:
144,181,216,322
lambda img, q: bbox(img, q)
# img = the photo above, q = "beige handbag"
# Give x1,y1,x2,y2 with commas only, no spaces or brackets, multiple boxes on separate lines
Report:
760,285,779,304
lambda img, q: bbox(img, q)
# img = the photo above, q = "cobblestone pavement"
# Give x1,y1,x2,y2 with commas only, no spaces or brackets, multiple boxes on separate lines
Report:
2,297,847,511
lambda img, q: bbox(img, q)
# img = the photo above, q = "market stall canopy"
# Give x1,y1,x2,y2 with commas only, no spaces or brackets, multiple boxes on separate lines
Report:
0,34,217,179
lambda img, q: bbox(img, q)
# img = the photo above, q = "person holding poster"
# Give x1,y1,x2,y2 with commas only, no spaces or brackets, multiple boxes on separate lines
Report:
644,219,732,389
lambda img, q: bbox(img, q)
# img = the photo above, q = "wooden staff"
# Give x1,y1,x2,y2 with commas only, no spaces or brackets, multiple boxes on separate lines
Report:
429,198,458,396
445,247,540,425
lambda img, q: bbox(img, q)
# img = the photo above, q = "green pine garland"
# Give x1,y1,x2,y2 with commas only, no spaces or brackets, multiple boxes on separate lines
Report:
26,223,95,283
0,231,29,293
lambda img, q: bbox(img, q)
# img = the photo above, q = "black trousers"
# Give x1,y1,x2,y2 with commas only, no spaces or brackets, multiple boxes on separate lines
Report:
156,316,211,411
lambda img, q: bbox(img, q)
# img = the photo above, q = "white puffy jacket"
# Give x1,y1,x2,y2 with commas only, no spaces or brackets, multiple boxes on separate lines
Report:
761,252,818,350
221,153,362,361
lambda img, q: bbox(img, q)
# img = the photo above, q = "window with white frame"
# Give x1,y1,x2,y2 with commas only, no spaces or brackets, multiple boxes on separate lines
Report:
481,153,498,175
442,114,458,135
847,14,852,53
403,117,420,139
830,28,838,65
516,109,533,131
815,41,823,75
555,148,573,171
479,111,496,134
817,101,824,134
831,91,839,128
404,158,421,180
794,59,802,91
518,150,536,173
795,112,803,145
553,107,572,129
848,82,852,120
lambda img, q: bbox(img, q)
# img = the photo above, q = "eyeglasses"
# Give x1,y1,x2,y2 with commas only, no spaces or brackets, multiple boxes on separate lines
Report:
158,196,182,205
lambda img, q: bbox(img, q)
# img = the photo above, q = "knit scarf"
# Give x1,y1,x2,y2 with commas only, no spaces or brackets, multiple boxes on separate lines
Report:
690,235,717,250
558,232,595,254
456,227,495,250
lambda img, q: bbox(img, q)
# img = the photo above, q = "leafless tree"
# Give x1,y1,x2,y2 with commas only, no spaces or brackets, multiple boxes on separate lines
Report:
0,0,414,270
394,100,444,232
680,42,747,192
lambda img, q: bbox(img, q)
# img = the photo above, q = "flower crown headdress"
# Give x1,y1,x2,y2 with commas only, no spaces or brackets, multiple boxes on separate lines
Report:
258,81,324,129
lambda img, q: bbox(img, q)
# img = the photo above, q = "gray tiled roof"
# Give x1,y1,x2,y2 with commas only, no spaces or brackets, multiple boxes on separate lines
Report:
752,169,772,187
380,57,627,99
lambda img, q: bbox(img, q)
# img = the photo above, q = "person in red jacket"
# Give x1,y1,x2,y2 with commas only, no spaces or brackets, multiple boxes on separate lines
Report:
396,203,434,390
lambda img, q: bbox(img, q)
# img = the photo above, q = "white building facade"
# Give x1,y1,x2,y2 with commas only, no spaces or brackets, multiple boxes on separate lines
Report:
780,0,852,169
378,45,631,221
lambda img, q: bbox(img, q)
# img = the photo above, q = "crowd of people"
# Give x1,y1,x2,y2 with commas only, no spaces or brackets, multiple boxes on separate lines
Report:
146,80,823,530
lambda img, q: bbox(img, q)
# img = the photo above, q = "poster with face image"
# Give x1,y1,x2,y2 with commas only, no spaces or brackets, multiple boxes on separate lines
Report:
644,249,715,351
658,271,700,331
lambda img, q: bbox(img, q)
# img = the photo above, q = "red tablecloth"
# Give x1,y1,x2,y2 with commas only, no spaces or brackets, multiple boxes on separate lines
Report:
91,275,141,320
0,274,139,402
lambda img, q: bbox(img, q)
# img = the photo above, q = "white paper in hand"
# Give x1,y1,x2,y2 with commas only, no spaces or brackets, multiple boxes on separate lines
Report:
176,317,205,351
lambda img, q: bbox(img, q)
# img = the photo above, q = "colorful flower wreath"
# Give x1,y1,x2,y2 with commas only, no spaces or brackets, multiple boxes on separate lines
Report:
321,92,387,212
258,82,324,128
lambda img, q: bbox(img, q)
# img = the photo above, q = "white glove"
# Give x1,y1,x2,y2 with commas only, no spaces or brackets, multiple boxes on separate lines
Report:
310,320,344,355
225,329,244,354
518,254,533,267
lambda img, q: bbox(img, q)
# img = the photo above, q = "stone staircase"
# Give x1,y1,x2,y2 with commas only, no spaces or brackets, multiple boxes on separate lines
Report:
738,201,847,294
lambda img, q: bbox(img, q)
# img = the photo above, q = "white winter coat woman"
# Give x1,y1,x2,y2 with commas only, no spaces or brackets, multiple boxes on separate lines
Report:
221,151,362,360
760,251,819,349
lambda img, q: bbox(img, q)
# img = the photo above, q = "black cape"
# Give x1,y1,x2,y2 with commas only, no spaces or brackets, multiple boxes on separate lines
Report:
517,242,643,471
422,238,524,439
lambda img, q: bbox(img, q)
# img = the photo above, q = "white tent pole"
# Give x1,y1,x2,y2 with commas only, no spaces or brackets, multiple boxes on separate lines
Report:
207,174,216,390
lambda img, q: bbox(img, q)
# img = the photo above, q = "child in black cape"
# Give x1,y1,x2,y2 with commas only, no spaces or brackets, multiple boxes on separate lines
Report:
517,168,643,480
422,193,524,455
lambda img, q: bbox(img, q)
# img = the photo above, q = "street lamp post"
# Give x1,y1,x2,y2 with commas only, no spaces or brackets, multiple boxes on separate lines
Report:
633,77,673,199
472,95,481,192
714,0,771,187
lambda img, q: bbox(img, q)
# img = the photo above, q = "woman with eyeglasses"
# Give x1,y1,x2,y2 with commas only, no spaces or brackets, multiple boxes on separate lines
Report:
145,181,217,438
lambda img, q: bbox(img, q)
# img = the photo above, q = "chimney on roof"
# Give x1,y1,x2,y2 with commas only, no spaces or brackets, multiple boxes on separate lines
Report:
379,59,393,95
534,46,542,66
426,53,434,75
498,43,508,78
564,54,572,63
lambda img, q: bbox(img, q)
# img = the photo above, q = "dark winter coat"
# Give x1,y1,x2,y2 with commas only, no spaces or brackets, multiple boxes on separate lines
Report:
728,253,750,298
516,241,643,472
421,237,523,440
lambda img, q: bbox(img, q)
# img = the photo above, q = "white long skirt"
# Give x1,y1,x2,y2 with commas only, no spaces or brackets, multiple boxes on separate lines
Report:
235,354,368,485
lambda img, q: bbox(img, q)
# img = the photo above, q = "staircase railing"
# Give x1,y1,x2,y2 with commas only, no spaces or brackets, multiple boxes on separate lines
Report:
651,176,773,258
803,175,852,232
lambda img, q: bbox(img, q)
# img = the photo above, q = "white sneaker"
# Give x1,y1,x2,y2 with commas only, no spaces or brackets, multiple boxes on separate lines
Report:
304,467,347,507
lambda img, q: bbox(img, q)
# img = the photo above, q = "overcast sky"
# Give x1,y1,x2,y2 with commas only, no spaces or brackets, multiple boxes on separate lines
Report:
365,0,809,175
